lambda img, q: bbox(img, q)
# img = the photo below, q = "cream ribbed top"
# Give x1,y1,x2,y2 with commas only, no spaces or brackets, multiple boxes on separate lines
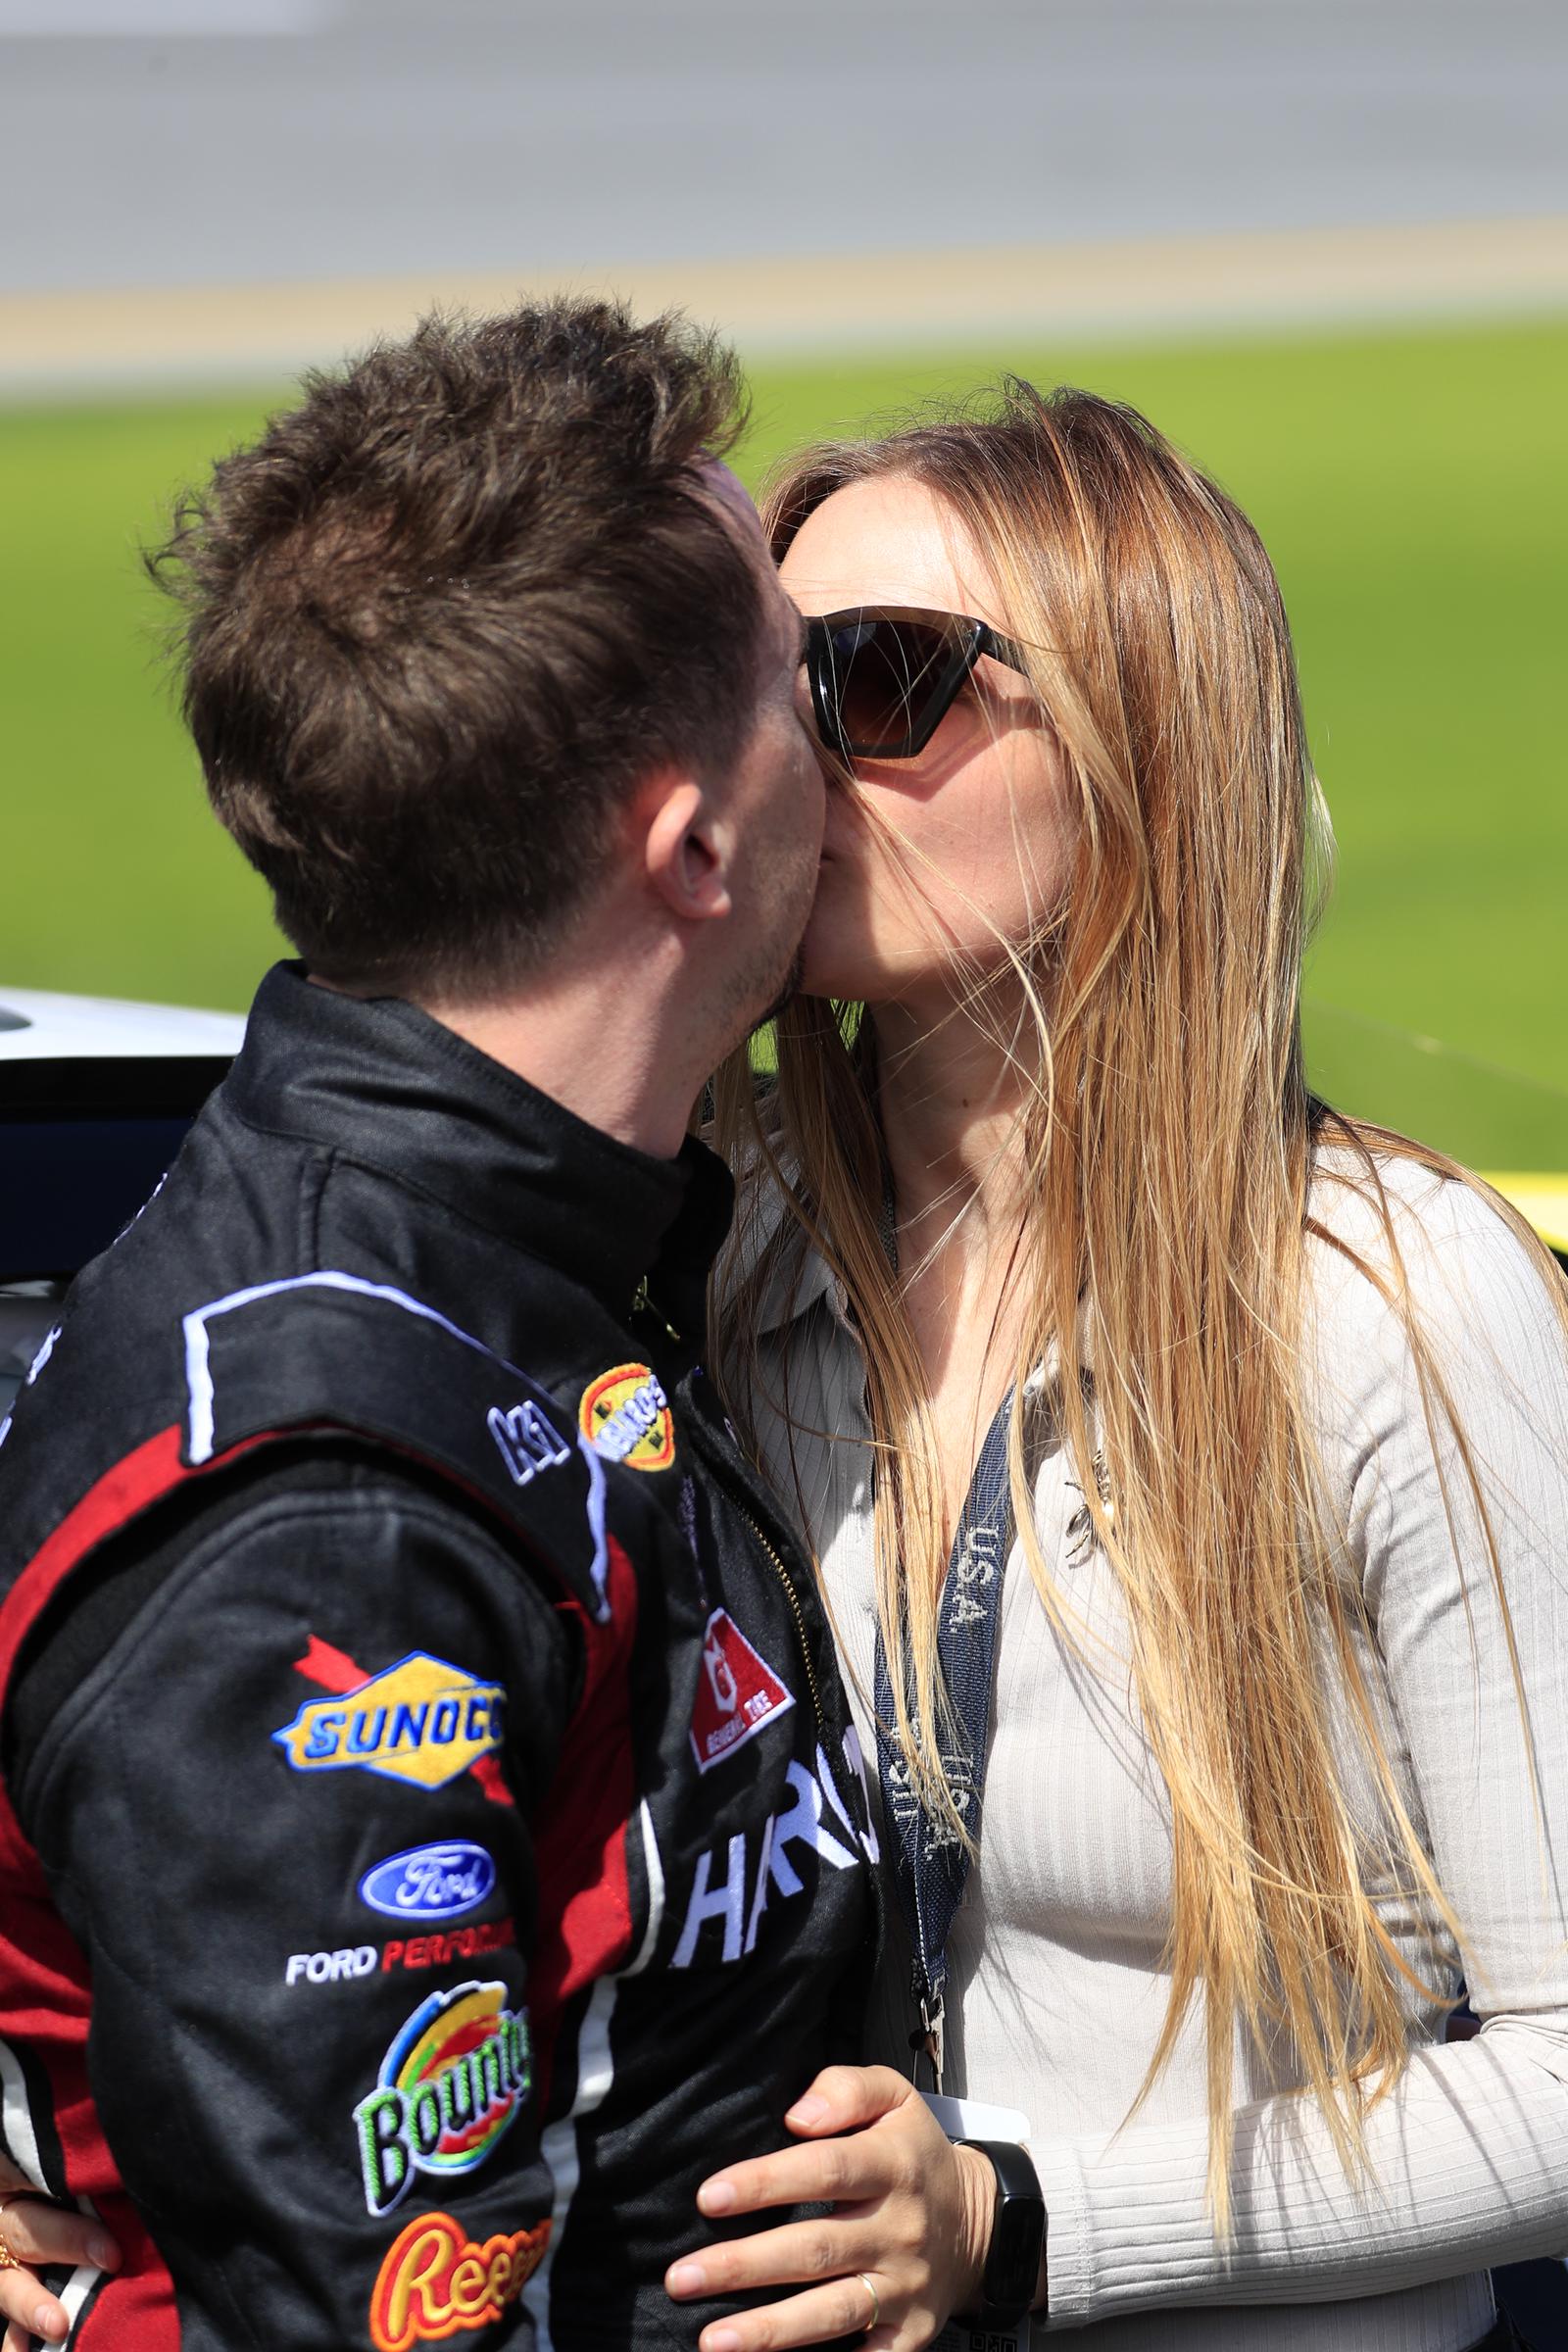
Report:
737,1154,1568,2348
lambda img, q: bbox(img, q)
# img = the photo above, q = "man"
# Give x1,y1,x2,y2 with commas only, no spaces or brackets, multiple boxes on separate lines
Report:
0,300,879,2351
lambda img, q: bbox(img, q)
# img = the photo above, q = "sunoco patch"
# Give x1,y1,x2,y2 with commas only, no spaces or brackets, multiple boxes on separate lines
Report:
272,1653,504,1791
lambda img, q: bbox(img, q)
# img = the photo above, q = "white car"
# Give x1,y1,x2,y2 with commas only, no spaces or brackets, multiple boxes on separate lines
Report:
0,986,246,1409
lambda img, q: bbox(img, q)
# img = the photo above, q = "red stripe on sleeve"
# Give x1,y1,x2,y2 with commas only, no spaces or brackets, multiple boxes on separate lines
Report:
0,1428,190,1706
291,1633,368,1693
527,1532,641,2114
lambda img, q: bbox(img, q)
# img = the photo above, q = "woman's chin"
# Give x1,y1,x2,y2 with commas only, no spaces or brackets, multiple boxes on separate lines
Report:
796,928,869,1005
799,861,957,1007
797,902,942,1005
794,906,842,1003
796,948,902,1007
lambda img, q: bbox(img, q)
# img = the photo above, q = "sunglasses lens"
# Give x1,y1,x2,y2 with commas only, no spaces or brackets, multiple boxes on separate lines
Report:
820,615,961,756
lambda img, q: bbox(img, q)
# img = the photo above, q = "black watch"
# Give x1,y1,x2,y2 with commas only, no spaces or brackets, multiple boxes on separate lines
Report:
957,2138,1046,2332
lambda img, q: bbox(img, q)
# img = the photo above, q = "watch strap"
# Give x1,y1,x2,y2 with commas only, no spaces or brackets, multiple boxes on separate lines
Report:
957,2138,1046,2331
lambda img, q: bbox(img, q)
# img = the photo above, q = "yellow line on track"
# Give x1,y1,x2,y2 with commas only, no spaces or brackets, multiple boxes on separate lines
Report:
4,217,1567,393
1481,1174,1568,1254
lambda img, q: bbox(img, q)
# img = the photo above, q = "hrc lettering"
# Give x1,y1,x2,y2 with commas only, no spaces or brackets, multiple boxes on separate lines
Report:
832,1725,881,1864
486,1399,570,1488
672,1834,747,1967
765,1758,858,1895
671,1747,870,1969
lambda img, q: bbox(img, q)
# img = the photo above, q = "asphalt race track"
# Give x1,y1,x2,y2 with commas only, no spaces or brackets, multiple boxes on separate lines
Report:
2,0,1566,297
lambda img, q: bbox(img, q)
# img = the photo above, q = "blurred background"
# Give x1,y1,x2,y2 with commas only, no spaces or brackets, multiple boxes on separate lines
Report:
2,0,1565,1199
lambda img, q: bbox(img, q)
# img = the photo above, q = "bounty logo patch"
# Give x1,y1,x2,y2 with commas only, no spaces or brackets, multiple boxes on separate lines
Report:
578,1361,675,1472
355,1979,531,2218
273,1654,504,1791
689,1607,796,1773
369,2210,551,2352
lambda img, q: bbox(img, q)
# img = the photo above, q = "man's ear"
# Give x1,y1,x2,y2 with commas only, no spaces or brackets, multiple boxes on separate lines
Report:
641,774,732,923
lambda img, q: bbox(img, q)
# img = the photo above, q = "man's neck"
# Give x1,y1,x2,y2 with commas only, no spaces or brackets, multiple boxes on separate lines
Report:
421,973,702,1162
312,906,699,1160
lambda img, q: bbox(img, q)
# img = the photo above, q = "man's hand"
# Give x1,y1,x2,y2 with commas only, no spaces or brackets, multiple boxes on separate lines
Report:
663,2064,994,2352
0,2155,120,2352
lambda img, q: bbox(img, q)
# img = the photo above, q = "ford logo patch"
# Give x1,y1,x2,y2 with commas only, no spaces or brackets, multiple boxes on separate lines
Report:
359,1841,498,1923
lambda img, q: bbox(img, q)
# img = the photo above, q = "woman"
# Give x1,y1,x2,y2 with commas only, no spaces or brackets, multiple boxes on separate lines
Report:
662,384,1568,2351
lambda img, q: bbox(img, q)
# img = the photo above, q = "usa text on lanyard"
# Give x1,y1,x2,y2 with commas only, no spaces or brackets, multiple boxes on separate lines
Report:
873,1392,1016,2094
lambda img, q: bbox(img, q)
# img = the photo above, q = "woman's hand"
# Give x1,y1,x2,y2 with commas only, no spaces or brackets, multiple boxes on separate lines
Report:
663,2064,994,2352
0,2157,121,2352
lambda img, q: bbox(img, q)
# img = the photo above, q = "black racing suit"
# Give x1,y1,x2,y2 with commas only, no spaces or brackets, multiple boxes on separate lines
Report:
0,965,879,2352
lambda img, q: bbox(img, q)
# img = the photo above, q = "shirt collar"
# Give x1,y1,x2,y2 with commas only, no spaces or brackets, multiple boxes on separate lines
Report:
753,1227,844,1337
225,962,733,1336
730,1162,855,1339
739,1158,1088,1394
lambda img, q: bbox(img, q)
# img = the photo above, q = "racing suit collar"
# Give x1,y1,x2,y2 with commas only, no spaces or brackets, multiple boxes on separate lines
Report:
226,962,733,1336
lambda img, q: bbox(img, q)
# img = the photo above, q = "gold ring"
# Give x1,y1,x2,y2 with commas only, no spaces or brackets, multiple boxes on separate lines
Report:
0,2191,40,2268
857,2274,880,2335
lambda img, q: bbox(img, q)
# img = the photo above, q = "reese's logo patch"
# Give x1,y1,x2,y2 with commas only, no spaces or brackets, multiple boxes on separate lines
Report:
355,1978,531,2218
370,2210,550,2352
272,1653,505,1791
578,1360,675,1472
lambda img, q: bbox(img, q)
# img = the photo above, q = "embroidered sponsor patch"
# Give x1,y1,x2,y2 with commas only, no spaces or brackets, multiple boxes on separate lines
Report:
578,1360,675,1472
381,1918,514,1974
369,2210,551,2352
283,1923,515,1984
360,1841,498,1923
689,1607,796,1774
285,1945,378,1986
355,1979,531,2217
486,1397,571,1487
272,1654,505,1791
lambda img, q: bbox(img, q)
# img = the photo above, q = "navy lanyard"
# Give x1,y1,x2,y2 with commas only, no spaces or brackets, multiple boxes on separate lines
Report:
873,1393,1015,2092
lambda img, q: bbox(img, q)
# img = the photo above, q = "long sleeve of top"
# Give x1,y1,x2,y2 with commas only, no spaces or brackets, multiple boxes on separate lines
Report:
9,1452,576,2352
743,1152,1568,2351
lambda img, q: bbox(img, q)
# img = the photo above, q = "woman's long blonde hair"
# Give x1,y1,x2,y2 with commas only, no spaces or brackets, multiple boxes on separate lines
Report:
711,381,1568,2214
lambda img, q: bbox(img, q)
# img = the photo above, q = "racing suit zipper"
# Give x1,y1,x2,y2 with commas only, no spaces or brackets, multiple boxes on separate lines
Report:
737,1504,824,1731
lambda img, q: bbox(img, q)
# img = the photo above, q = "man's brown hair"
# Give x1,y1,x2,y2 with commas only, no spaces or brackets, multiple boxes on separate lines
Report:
147,299,765,999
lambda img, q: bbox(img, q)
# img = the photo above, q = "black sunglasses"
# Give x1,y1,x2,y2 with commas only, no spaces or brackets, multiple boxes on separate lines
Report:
802,606,1031,761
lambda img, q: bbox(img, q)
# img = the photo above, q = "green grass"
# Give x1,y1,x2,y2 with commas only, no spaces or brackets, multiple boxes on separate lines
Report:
3,316,1565,1166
